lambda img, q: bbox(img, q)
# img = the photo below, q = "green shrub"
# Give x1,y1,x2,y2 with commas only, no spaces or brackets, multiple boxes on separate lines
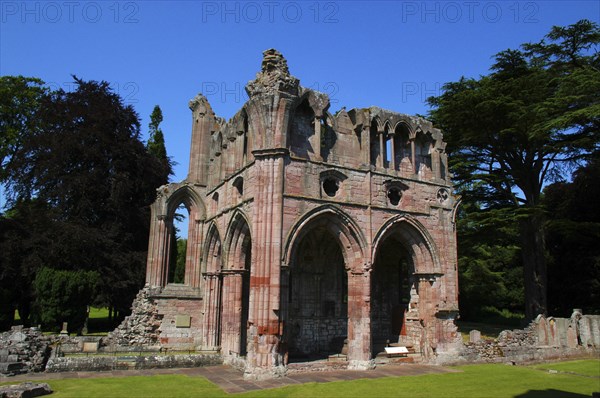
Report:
33,267,98,333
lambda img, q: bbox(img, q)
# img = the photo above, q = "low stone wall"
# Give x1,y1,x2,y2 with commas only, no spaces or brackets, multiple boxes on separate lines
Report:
45,353,222,372
446,310,600,365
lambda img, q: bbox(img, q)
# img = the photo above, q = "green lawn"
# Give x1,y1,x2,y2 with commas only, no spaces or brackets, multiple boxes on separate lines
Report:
4,360,598,398
530,359,600,377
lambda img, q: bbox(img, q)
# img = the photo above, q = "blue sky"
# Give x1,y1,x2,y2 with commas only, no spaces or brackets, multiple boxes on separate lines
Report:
1,0,599,201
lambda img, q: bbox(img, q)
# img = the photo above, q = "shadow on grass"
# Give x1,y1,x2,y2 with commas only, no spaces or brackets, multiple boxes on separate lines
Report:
515,390,591,398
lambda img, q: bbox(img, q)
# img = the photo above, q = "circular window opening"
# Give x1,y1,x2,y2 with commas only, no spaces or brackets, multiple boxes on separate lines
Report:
323,178,339,197
387,188,402,206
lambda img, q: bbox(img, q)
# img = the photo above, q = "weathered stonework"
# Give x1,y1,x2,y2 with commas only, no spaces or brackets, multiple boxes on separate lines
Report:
452,310,600,365
104,285,163,348
141,49,462,378
0,327,50,376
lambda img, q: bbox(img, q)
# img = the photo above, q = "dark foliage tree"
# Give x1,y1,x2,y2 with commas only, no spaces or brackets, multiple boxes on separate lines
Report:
427,20,600,320
456,202,524,322
0,76,47,182
0,199,54,329
2,77,170,326
543,157,600,316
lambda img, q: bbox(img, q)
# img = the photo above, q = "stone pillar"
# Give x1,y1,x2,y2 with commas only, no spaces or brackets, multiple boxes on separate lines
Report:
378,127,385,169
188,95,214,186
246,148,287,378
362,125,370,166
433,149,442,180
221,270,246,356
314,116,322,160
202,273,222,350
186,219,204,288
388,132,396,170
347,270,373,369
410,139,416,173
146,215,171,287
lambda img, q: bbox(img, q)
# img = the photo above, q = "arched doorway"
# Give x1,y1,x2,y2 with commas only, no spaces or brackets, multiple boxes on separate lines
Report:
287,225,348,360
370,217,438,357
371,237,414,355
282,206,368,364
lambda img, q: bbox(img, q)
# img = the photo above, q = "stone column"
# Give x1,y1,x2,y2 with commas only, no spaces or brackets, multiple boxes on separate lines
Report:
362,125,370,166
388,132,396,170
186,219,204,288
378,127,385,169
246,148,287,378
221,270,246,356
410,139,416,173
433,149,442,180
188,95,214,186
314,116,322,160
202,273,222,349
147,215,171,287
347,270,373,369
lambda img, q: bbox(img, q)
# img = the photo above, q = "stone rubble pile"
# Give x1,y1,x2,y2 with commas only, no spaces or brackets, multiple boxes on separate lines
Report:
0,382,52,398
103,285,163,347
0,328,50,376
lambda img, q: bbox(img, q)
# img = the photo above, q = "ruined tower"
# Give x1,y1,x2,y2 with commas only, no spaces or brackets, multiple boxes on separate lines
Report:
143,49,461,378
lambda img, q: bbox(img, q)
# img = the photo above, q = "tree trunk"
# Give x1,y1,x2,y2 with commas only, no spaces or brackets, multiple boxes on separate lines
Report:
520,213,548,321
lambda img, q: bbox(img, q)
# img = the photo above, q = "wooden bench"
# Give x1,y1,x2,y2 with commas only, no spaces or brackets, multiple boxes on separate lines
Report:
384,346,409,357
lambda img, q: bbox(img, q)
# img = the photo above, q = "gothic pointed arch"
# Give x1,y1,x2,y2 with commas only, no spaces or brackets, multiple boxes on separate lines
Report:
203,221,223,274
221,210,252,357
372,215,441,274
224,210,252,271
283,205,367,272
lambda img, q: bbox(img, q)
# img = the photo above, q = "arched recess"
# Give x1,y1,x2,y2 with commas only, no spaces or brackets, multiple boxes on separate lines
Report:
282,205,367,361
201,222,223,349
414,130,433,176
370,216,441,356
221,211,252,357
369,118,381,168
153,185,206,288
288,98,317,159
393,121,413,172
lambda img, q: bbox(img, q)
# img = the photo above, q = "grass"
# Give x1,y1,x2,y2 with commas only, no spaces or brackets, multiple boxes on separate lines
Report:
3,360,598,397
531,359,600,377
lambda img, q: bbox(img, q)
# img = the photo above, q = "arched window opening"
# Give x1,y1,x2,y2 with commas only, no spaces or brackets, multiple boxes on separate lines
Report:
320,116,337,162
233,176,244,197
369,120,379,167
414,132,433,174
385,135,392,168
288,99,316,158
394,123,412,172
168,203,189,284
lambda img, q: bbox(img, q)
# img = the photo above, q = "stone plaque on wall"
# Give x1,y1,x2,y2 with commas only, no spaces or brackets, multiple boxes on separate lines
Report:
176,315,191,328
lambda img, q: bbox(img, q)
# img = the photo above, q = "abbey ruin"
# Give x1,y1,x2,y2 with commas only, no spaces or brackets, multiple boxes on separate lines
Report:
142,49,461,378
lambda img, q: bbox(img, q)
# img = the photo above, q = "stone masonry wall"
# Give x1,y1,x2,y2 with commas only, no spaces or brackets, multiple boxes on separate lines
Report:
0,327,50,375
448,311,600,365
104,285,163,348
